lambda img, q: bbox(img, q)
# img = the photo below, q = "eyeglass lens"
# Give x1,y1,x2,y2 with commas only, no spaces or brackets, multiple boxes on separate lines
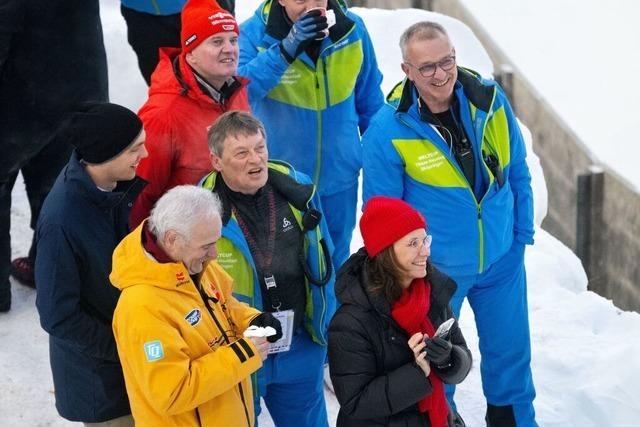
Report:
419,56,456,77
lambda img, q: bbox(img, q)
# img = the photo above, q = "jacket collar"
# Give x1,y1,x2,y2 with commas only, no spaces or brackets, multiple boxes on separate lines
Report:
206,161,314,225
155,48,247,107
65,151,146,210
395,67,496,115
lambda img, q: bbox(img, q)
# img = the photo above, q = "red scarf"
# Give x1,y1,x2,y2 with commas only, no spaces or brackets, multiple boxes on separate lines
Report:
390,278,449,427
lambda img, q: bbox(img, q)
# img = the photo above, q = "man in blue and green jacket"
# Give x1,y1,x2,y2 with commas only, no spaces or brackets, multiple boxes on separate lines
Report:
362,22,537,426
200,111,336,427
239,0,384,270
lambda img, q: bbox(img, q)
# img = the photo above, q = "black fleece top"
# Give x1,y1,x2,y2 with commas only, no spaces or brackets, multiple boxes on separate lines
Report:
221,179,306,332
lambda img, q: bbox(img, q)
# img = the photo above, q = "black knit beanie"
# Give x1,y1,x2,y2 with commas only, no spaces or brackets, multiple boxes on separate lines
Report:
61,102,143,164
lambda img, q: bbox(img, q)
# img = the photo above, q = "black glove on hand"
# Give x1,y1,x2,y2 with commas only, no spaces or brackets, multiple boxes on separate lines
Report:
424,336,453,366
250,312,283,343
281,9,329,59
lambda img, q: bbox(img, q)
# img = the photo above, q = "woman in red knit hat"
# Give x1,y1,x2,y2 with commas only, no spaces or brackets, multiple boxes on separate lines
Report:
328,196,472,427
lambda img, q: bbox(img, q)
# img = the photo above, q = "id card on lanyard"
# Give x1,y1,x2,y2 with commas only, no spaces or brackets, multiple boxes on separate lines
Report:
264,274,294,353
268,309,294,354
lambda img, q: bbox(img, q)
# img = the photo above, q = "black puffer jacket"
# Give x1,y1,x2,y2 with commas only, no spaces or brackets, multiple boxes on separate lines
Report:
328,249,472,427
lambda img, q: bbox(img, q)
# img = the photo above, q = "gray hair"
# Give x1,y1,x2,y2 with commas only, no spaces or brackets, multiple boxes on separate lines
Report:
399,21,450,60
207,111,266,156
148,185,222,241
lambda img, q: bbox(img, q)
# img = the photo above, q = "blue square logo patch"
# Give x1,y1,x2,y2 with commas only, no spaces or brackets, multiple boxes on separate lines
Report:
144,340,164,362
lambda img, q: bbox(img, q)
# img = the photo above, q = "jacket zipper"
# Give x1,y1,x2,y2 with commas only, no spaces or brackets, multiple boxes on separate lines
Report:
198,287,253,427
399,113,490,273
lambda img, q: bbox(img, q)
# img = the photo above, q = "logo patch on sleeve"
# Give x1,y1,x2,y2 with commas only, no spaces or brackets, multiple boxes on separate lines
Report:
144,340,164,362
185,309,202,326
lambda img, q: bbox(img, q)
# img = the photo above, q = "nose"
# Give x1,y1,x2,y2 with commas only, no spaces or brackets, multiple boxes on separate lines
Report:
221,39,236,53
248,149,261,163
207,244,218,260
433,63,448,79
140,143,149,160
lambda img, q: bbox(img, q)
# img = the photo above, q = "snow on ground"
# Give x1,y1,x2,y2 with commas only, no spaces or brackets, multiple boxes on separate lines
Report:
459,0,640,191
1,1,639,426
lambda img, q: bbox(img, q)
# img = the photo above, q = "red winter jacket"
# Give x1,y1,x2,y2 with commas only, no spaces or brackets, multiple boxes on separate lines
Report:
130,48,250,227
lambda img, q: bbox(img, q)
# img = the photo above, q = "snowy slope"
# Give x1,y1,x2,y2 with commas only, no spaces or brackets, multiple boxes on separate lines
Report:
1,1,639,426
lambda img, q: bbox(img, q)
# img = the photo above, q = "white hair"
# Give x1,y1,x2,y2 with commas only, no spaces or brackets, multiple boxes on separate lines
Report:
148,185,222,241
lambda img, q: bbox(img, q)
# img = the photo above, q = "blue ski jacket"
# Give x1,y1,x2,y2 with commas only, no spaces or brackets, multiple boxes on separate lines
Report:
200,161,336,397
363,68,534,277
120,0,184,15
238,0,383,195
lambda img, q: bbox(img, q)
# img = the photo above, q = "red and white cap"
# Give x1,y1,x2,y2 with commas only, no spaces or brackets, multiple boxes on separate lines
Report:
180,0,239,54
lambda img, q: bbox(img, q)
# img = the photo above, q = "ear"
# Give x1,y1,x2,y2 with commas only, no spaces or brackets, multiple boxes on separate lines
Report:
185,51,196,67
210,151,223,172
163,229,180,253
401,62,412,80
277,0,285,6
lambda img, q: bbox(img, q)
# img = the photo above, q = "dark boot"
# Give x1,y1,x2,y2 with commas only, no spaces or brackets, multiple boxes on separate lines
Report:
10,257,35,288
0,281,10,312
486,404,517,427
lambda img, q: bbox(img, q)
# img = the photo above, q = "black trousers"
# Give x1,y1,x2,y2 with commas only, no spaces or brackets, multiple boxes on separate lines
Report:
120,5,182,86
0,136,72,295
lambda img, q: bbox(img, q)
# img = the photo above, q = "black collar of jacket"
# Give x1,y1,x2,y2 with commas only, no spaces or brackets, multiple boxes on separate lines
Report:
212,163,314,225
67,151,146,210
336,248,457,319
265,0,354,45
396,67,496,115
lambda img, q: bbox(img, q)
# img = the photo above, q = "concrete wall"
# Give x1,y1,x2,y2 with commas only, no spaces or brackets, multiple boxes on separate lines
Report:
349,0,640,311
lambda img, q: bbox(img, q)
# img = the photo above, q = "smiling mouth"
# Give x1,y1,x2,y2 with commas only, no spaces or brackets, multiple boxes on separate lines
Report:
248,167,263,176
412,260,427,266
220,58,235,64
432,77,450,87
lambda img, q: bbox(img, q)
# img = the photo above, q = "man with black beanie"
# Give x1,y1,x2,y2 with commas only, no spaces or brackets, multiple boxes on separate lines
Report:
35,102,147,426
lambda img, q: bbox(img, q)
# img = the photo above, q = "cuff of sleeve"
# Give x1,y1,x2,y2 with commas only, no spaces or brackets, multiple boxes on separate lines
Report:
279,43,294,64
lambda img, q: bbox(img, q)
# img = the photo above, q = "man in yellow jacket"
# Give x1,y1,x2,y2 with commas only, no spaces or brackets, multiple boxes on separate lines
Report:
110,185,282,426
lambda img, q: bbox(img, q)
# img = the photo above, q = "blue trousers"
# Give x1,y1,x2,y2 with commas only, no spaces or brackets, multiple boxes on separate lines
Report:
444,242,537,426
255,330,328,427
319,184,358,272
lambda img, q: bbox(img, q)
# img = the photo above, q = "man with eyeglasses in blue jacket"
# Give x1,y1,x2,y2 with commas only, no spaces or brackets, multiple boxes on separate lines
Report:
363,21,537,427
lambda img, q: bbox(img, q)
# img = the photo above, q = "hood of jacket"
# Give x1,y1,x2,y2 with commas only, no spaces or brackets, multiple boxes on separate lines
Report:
110,222,203,297
149,48,248,110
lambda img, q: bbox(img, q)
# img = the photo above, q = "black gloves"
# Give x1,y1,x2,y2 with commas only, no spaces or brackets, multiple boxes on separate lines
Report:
250,312,283,343
424,336,453,366
281,9,329,59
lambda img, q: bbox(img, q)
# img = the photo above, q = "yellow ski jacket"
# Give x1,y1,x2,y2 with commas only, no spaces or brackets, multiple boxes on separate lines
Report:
110,223,262,426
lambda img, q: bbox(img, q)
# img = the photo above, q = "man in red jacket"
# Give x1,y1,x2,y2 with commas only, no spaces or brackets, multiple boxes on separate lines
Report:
130,0,249,227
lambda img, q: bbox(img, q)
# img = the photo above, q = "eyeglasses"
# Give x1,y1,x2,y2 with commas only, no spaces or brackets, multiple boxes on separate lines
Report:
404,54,456,78
407,234,432,251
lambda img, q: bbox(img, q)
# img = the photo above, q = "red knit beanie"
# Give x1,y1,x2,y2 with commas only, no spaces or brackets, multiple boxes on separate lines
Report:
181,0,239,55
360,197,427,258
